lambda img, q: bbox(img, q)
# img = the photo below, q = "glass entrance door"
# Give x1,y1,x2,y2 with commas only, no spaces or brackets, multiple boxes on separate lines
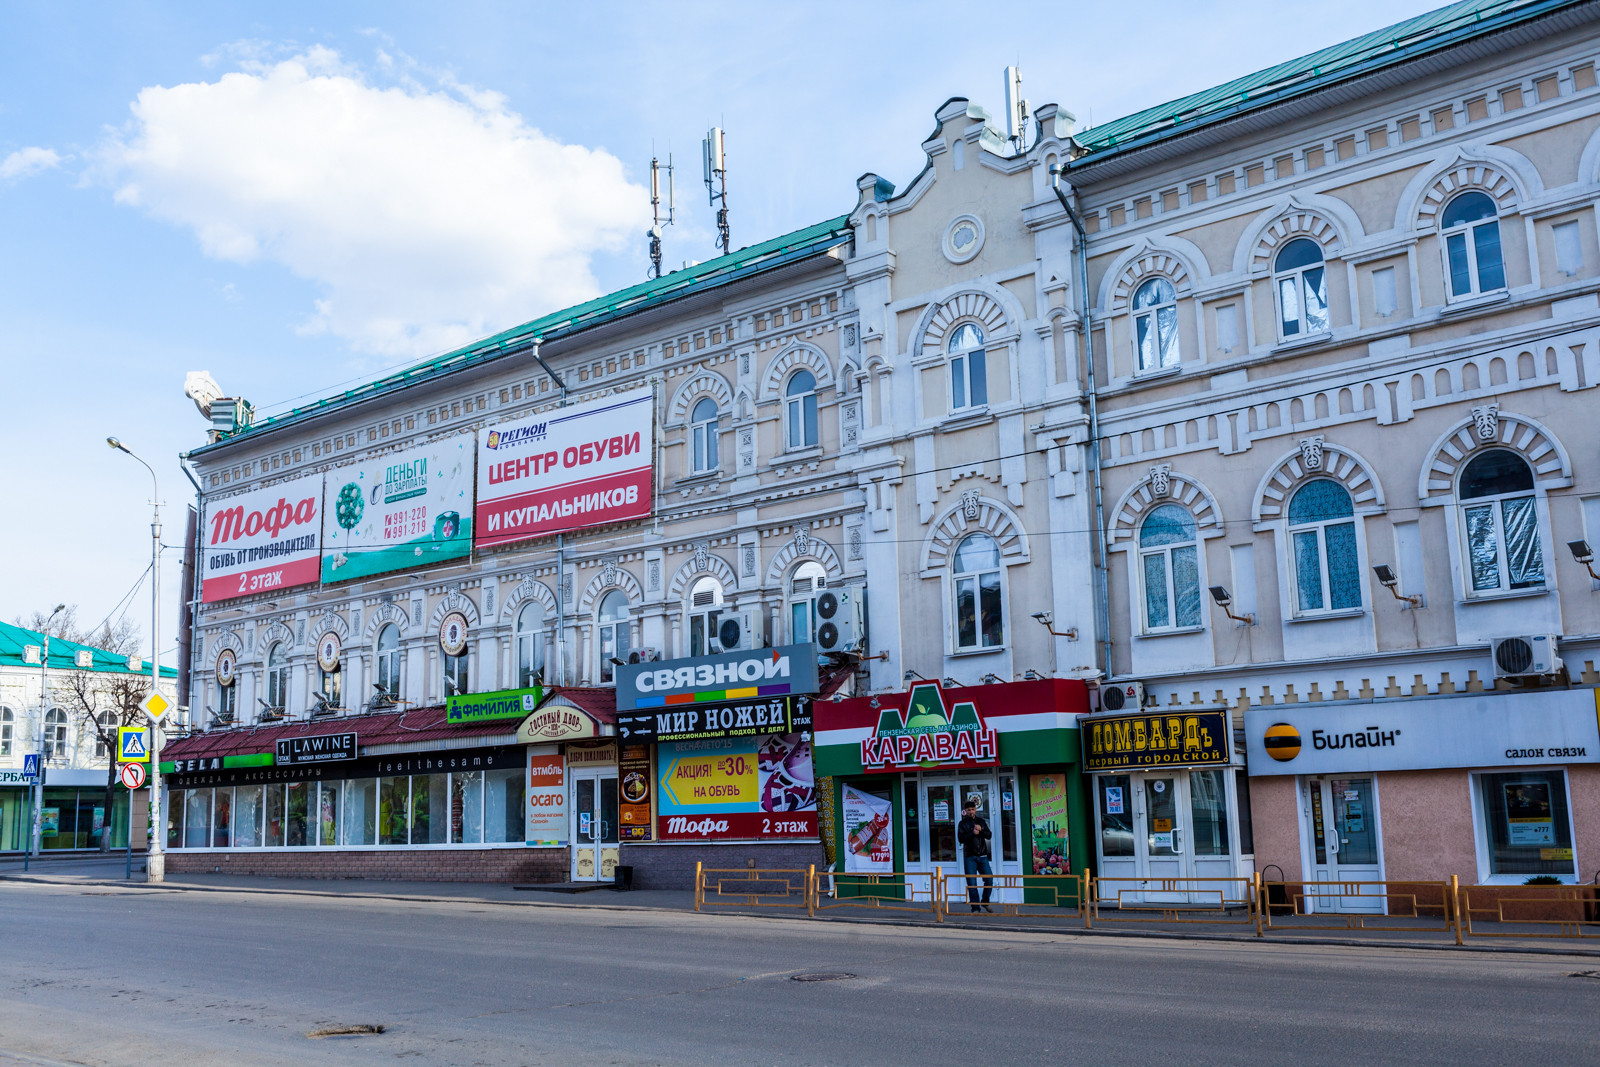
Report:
571,772,619,882
1305,777,1382,913
906,775,1022,905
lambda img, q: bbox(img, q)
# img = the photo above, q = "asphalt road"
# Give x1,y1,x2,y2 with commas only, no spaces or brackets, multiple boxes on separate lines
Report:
0,880,1596,1066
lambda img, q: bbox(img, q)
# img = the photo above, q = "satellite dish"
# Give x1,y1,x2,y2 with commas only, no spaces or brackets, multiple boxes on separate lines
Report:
184,371,224,419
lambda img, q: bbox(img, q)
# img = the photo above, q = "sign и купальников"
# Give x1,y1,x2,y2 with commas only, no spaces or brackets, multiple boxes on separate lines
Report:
613,644,820,713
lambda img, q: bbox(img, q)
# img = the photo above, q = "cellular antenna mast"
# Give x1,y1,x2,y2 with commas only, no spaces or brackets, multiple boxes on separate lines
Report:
1004,65,1031,153
703,126,730,253
648,153,675,279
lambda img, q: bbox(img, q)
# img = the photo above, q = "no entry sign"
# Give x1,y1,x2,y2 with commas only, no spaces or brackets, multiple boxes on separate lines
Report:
120,762,147,790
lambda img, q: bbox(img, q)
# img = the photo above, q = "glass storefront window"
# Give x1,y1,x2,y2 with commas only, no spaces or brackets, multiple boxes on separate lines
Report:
1329,778,1376,865
413,774,449,845
380,777,410,845
1189,770,1230,856
265,785,286,847
1477,770,1575,877
926,784,957,862
212,788,232,848
903,782,921,864
1235,770,1254,855
234,786,262,847
1098,775,1133,857
285,782,310,847
317,781,339,846
485,768,524,843
999,774,1018,862
1144,778,1178,856
167,789,183,848
184,789,211,848
342,778,377,846
453,771,484,845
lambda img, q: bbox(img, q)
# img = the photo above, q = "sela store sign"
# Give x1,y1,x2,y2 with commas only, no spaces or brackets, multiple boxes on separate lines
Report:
614,644,819,712
1244,688,1600,776
275,732,357,765
656,733,817,841
202,473,323,602
859,683,998,772
618,696,812,743
321,436,473,584
1082,709,1230,771
475,390,654,547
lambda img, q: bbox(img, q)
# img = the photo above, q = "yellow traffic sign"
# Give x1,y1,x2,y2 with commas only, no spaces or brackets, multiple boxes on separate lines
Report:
139,690,171,721
118,726,150,763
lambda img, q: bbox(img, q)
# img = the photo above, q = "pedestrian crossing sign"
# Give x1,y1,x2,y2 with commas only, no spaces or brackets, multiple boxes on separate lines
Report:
118,726,150,763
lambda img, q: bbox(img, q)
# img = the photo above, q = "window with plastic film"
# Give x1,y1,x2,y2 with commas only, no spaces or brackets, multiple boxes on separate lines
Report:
1459,449,1543,594
952,532,1004,651
1287,479,1361,613
1441,191,1506,299
1139,504,1201,630
1274,238,1329,339
1132,277,1179,372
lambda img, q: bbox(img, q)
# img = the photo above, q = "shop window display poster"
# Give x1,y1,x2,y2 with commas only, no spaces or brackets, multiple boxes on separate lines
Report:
842,784,893,873
1503,779,1556,846
1029,774,1069,874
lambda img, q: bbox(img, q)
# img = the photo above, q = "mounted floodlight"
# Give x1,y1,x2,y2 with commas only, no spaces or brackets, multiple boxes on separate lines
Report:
1372,565,1421,607
1031,610,1077,641
903,669,927,682
1208,586,1255,626
941,677,960,688
1022,669,1043,681
980,673,1004,685
1569,540,1600,582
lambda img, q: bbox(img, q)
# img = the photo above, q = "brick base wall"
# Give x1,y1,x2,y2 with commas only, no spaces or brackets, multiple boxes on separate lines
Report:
619,842,825,890
164,848,569,884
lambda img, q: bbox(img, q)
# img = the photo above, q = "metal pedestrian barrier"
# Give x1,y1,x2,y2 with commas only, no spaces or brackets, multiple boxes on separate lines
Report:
694,862,814,914
1257,876,1463,944
1458,882,1600,939
1088,874,1259,932
814,868,943,921
936,870,1087,921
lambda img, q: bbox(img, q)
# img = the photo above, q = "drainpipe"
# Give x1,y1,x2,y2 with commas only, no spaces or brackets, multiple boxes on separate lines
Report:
532,339,571,685
1050,166,1112,679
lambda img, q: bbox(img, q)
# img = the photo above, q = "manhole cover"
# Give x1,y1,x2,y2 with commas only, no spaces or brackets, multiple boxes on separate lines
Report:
1568,970,1600,980
791,973,856,982
307,1024,386,1039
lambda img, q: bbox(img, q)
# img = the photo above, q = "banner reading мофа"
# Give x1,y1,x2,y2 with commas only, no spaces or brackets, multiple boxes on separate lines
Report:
201,472,324,603
321,436,473,583
475,390,654,548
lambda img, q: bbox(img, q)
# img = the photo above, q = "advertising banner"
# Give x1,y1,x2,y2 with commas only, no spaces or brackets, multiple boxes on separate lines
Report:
321,436,473,583
857,682,999,773
841,784,893,872
275,733,356,765
656,733,816,841
476,390,654,548
446,686,543,726
619,743,653,841
614,644,820,713
526,749,566,847
617,696,813,743
1028,773,1069,875
1082,709,1230,771
201,472,324,602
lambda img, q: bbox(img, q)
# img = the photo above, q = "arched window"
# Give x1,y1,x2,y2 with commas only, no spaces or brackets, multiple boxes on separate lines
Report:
1274,238,1329,339
785,370,819,449
0,706,12,756
1441,191,1505,299
43,708,68,760
1287,480,1360,613
265,642,289,712
375,624,401,700
686,576,726,657
948,323,989,410
516,602,545,688
1139,504,1201,630
597,589,632,683
1459,449,1543,594
1132,277,1179,373
787,560,827,644
952,532,1004,650
94,710,116,761
691,397,720,473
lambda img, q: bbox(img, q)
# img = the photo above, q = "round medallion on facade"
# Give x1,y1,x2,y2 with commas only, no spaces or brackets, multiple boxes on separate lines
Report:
439,611,469,656
942,214,985,264
216,647,237,686
316,631,343,673
1263,722,1302,762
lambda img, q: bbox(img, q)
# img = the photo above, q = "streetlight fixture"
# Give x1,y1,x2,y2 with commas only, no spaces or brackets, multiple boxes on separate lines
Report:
107,436,165,884
24,603,66,871
1372,564,1422,608
1207,586,1256,626
1568,540,1600,582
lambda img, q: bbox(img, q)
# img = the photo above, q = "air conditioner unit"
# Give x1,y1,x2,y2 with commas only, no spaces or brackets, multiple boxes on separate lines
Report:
626,647,663,665
717,608,765,651
814,585,865,653
1100,681,1145,712
1490,634,1562,680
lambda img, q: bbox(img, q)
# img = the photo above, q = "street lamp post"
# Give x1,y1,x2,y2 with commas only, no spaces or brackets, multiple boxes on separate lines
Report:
25,603,67,871
107,437,164,883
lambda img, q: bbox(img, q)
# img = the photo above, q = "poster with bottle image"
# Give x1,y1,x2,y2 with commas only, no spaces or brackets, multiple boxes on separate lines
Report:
842,784,893,872
321,435,474,583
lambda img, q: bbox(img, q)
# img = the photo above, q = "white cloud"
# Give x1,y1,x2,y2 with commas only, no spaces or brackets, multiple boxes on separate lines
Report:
1,147,62,181
98,50,649,357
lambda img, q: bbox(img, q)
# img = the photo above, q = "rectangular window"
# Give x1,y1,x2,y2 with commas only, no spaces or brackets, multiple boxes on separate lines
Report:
485,767,526,843
1215,304,1238,352
1474,223,1505,291
1554,221,1583,276
978,571,1003,647
454,771,484,844
184,788,211,849
903,782,922,864
342,778,377,846
1189,769,1230,856
380,776,410,845
1476,770,1575,877
1143,552,1170,629
167,789,184,849
1325,522,1361,609
1293,530,1324,610
955,576,977,648
212,788,232,848
1000,774,1018,863
1098,775,1134,857
317,781,339,846
285,781,310,846
413,773,449,844
233,785,263,847
1372,266,1397,316
1234,770,1254,854
264,785,285,846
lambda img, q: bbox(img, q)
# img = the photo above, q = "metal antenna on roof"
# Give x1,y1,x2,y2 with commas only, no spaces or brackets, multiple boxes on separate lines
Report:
703,126,730,254
1004,66,1031,153
648,152,675,279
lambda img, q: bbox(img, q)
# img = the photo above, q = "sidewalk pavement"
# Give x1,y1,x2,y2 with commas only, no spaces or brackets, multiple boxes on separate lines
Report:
5,855,1598,957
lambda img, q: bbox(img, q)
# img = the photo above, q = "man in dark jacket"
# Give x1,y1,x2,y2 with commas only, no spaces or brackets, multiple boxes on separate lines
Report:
957,797,993,912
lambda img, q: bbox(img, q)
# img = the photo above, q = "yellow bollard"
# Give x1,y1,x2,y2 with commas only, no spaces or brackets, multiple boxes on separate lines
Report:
1253,871,1265,937
807,864,816,918
1450,874,1463,945
694,860,703,912
934,866,944,922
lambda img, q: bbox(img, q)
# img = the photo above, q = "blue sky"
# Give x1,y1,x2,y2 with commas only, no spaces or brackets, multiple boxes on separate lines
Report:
0,0,1441,665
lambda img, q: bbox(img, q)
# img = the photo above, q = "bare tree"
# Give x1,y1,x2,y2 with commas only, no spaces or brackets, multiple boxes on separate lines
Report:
15,604,141,658
57,650,150,852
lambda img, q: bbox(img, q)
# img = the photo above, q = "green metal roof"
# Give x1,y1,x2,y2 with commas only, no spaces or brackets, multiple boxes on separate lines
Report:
1072,0,1576,158
0,620,177,679
207,215,854,448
